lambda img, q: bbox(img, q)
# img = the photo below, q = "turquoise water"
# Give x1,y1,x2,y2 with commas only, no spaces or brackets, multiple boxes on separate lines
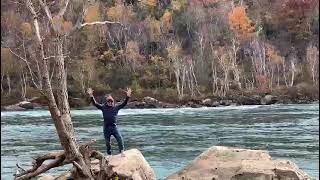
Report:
1,104,319,179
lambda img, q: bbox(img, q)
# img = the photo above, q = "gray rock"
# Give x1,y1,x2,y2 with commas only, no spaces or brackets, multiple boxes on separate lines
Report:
201,98,212,106
212,101,220,107
167,146,312,180
18,101,34,109
236,96,261,105
143,96,159,104
191,104,202,108
261,95,277,105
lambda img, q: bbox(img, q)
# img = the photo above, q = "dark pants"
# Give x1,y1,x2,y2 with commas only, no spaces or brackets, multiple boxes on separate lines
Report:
103,125,124,155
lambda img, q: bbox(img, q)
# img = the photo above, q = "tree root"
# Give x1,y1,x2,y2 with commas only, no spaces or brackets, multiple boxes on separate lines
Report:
14,139,110,180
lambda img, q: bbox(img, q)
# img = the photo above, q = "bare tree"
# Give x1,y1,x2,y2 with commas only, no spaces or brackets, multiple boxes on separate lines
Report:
9,0,122,179
289,55,297,87
306,44,319,85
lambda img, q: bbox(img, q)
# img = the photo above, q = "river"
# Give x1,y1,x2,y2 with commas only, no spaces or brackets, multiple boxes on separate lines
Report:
1,104,319,179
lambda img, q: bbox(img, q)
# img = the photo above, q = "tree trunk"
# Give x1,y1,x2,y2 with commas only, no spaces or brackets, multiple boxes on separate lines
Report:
277,65,280,88
283,63,288,87
20,65,27,99
181,66,186,98
290,60,295,87
7,73,11,95
1,74,4,94
270,67,274,91
26,1,93,178
174,69,181,99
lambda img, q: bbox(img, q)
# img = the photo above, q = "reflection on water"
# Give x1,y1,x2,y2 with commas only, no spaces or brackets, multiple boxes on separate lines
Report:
1,104,319,179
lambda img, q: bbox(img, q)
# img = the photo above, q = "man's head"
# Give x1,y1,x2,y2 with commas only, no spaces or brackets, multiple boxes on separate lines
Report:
105,94,114,107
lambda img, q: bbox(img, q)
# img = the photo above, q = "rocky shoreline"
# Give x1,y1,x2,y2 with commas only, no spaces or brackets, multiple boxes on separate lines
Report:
2,95,318,111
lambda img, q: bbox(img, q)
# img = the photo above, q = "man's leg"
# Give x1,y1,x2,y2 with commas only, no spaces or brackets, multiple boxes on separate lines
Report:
104,127,112,155
112,127,124,154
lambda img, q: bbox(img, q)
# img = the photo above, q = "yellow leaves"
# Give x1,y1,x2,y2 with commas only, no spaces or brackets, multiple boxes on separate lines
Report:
107,4,135,22
84,3,101,22
20,22,32,36
144,16,161,42
228,6,255,39
160,10,173,34
147,0,157,8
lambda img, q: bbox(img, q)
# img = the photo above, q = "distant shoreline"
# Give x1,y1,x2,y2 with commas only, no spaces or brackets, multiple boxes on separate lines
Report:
2,97,318,112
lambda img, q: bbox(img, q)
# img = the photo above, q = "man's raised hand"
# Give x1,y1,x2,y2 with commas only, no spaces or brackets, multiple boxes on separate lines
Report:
126,87,132,97
87,88,94,97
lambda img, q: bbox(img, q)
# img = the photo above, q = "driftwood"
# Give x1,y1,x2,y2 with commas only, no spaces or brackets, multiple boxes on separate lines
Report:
14,139,114,180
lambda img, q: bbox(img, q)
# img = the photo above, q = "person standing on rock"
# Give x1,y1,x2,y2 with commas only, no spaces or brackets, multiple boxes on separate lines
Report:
87,87,132,157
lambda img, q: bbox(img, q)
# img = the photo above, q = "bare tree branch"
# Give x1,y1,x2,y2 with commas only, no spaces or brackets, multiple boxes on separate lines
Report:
57,0,70,17
14,139,97,180
8,48,41,90
80,21,122,27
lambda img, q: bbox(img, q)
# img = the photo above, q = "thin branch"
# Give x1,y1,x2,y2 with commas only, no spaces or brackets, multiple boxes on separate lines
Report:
8,48,27,62
44,55,69,60
38,0,54,24
57,0,70,17
80,21,122,27
15,155,65,180
72,161,83,172
14,140,97,180
8,48,40,90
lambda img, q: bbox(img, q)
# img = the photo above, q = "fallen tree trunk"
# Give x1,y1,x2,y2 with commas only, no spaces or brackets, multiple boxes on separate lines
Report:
14,139,108,180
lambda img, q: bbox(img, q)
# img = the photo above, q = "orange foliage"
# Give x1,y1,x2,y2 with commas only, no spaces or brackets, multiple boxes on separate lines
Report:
228,6,255,39
147,0,157,7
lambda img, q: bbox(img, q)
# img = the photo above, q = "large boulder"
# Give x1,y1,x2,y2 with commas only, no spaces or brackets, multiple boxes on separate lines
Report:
69,97,87,108
18,101,34,109
52,149,156,180
143,96,159,104
91,149,156,180
167,146,312,180
201,98,212,107
261,95,277,105
236,95,261,105
3,101,33,111
3,104,25,111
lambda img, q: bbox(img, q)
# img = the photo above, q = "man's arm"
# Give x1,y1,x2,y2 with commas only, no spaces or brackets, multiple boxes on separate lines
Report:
90,96,103,109
116,96,130,110
116,87,132,110
87,88,103,110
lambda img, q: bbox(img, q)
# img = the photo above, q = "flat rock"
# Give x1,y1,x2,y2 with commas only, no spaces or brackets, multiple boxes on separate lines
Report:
91,149,156,180
167,146,312,180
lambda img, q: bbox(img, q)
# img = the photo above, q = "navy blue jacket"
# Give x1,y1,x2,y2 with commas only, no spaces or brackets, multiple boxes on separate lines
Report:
91,96,129,126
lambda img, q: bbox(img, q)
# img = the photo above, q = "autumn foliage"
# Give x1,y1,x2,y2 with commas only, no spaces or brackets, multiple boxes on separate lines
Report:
1,0,319,102
228,6,255,39
84,3,101,22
